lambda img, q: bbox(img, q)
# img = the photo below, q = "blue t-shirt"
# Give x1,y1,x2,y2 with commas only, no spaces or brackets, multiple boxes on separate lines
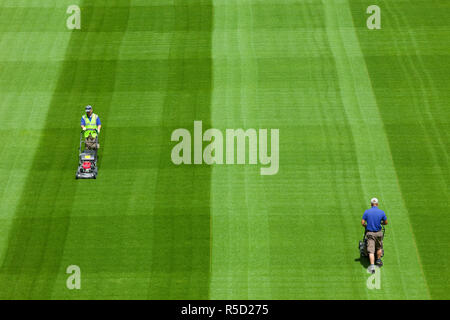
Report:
362,206,387,232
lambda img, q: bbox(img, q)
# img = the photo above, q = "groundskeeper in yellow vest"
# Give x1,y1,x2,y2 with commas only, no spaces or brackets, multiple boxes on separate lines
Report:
81,105,101,138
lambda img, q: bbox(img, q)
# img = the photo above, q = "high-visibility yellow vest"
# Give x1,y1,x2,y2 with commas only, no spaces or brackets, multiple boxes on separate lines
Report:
82,113,98,138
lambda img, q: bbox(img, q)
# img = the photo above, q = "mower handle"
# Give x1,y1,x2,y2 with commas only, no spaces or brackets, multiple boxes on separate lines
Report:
81,128,99,138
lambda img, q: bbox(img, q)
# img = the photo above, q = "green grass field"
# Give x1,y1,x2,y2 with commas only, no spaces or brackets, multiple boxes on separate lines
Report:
0,0,448,299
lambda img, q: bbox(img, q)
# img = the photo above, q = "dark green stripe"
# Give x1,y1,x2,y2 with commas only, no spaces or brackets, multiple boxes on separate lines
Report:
0,2,131,299
147,0,213,299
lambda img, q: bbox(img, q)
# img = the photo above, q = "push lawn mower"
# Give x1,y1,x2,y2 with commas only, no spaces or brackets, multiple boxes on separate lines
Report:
76,129,99,179
358,224,385,258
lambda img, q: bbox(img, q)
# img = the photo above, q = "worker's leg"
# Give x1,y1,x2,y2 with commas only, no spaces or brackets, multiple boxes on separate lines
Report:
86,136,95,150
365,232,377,273
375,231,384,266
366,233,376,265
91,134,99,150
369,253,375,265
376,249,382,260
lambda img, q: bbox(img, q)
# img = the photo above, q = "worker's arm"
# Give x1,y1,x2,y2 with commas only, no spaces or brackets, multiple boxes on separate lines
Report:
81,125,86,131
382,213,388,225
95,115,102,133
362,211,368,228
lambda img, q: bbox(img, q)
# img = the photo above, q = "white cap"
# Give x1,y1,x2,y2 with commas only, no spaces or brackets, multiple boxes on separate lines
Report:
371,198,378,204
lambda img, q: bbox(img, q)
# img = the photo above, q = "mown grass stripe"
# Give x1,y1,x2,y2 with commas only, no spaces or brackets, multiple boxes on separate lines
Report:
383,0,449,300
210,0,369,300
350,0,449,299
0,1,131,299
146,0,213,299
323,0,430,299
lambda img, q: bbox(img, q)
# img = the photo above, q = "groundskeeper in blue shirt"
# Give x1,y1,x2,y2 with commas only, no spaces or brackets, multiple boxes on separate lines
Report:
362,201,387,232
80,105,102,139
81,113,101,126
361,198,388,273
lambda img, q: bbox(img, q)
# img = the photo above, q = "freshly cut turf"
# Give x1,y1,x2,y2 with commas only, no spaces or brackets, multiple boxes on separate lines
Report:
147,0,213,299
208,0,431,299
0,0,448,299
0,1,132,299
350,0,450,299
0,0,214,300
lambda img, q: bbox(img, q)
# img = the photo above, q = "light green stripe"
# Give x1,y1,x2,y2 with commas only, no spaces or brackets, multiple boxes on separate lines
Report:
209,0,272,299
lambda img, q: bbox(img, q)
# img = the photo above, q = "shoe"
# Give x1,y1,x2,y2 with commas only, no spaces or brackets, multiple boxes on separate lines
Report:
367,264,376,274
376,259,383,267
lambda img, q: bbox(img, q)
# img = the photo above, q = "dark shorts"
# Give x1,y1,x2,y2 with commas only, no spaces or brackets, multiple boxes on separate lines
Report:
366,230,383,254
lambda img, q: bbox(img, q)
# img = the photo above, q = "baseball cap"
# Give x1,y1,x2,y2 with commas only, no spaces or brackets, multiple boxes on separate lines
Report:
85,105,93,111
370,198,379,204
